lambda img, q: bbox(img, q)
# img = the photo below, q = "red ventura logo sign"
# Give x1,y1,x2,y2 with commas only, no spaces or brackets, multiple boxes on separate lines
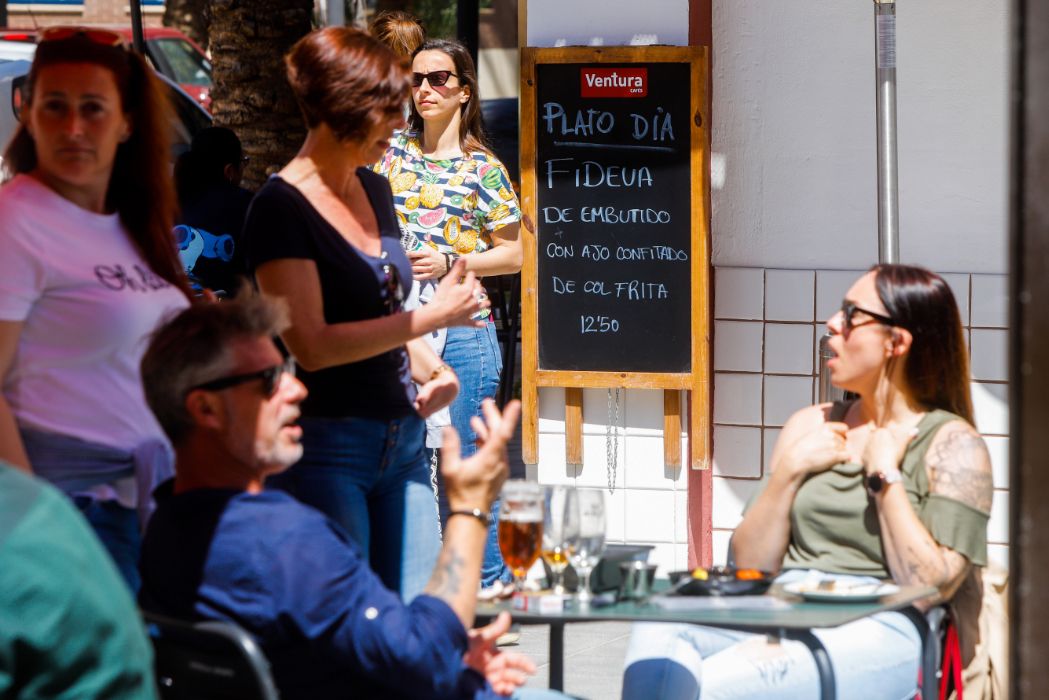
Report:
580,67,648,98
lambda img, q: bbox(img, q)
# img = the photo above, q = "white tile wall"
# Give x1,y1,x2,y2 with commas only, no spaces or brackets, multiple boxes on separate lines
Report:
577,434,626,489
604,487,627,542
763,375,813,426
970,274,1008,328
713,425,762,478
983,435,1009,489
764,323,815,375
537,433,570,484
941,273,972,327
624,435,676,489
973,381,1009,435
625,490,677,542
623,389,670,437
815,270,862,321
712,529,734,567
714,321,764,372
987,544,1009,571
711,478,760,530
765,269,815,322
970,329,1008,382
582,387,624,435
675,490,689,541
988,490,1009,544
763,428,782,472
538,386,566,433
713,373,763,425
714,267,764,320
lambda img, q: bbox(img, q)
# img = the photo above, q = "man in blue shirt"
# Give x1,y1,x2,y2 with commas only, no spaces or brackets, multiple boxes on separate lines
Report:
137,295,554,700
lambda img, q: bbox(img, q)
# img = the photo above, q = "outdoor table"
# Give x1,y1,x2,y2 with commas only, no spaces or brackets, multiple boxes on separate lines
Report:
476,582,937,699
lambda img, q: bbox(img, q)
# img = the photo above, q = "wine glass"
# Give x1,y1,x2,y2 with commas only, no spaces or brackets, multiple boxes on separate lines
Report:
541,485,572,595
566,488,606,605
497,481,544,593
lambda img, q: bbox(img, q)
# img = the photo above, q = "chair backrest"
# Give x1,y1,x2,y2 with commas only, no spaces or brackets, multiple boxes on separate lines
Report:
143,611,281,700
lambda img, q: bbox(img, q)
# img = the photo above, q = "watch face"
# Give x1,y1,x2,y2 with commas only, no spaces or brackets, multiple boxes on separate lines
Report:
866,473,884,494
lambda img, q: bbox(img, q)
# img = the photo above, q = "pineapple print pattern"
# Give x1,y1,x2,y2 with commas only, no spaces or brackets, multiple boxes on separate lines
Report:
374,130,520,262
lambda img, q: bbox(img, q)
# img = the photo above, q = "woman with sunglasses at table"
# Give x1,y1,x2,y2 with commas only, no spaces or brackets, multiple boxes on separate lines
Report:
0,27,192,591
242,27,484,601
622,264,992,700
375,38,522,591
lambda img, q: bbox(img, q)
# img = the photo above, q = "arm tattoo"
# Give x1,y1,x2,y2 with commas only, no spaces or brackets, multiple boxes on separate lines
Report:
927,427,993,513
425,546,466,599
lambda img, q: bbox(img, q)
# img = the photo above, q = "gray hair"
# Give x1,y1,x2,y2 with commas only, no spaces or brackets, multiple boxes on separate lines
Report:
141,291,290,446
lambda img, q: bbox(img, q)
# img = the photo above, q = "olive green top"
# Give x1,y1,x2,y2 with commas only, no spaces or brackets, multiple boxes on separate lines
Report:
752,404,989,578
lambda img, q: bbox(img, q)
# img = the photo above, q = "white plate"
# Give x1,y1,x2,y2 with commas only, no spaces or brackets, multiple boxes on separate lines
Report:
782,581,900,602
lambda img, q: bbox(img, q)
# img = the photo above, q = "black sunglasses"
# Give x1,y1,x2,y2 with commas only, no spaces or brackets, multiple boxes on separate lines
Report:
411,70,458,88
839,300,896,333
190,356,296,398
381,262,404,313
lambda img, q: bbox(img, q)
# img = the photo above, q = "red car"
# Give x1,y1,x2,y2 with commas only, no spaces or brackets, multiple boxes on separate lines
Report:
0,26,212,112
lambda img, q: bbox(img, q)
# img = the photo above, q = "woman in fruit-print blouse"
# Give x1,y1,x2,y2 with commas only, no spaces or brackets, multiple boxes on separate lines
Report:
375,38,522,590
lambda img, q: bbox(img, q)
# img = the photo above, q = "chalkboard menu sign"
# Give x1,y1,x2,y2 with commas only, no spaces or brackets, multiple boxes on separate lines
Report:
534,61,693,373
520,46,710,471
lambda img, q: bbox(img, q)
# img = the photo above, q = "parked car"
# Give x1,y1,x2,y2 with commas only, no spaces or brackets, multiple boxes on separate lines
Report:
0,26,212,111
0,52,211,170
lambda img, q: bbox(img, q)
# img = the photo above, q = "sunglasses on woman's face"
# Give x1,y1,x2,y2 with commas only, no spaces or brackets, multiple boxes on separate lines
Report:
839,300,896,334
411,70,458,88
38,26,129,49
189,356,296,399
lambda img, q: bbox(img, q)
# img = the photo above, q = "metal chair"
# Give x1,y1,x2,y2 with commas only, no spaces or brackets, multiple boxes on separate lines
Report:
142,611,280,700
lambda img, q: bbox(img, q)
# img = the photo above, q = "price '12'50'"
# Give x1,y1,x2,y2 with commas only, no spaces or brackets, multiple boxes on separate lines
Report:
580,315,620,333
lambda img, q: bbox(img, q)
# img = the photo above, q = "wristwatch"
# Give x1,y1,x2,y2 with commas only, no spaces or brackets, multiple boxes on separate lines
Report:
865,469,903,496
448,508,492,527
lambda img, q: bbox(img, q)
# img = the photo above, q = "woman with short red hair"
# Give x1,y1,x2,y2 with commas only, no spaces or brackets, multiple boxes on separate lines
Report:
242,27,485,600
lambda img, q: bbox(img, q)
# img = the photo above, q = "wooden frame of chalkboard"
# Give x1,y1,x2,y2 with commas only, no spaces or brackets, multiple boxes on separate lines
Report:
520,46,711,470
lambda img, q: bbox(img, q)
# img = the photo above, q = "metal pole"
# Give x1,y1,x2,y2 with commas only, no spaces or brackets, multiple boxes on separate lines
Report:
129,0,145,55
820,1,902,404
875,0,900,264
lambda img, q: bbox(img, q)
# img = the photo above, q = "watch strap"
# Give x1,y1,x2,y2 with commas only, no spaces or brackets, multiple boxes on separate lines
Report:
448,508,491,527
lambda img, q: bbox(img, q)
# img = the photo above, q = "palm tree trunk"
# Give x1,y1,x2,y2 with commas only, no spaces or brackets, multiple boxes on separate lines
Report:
207,0,313,190
163,0,209,49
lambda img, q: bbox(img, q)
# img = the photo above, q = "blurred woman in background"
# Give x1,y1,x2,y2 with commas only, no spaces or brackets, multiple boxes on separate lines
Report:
0,27,191,591
174,126,254,297
376,38,522,590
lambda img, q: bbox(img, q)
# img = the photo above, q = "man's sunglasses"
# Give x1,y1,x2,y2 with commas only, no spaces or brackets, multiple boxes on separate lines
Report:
39,26,129,49
190,356,296,398
839,300,896,334
411,70,458,88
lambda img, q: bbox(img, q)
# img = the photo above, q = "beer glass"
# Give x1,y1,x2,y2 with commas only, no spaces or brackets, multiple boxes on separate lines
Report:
497,481,544,592
565,488,606,605
541,485,572,595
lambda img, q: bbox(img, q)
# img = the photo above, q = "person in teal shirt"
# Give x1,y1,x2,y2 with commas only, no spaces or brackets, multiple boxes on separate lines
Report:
0,463,157,699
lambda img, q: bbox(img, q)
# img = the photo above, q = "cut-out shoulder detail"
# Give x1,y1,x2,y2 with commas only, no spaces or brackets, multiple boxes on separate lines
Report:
926,420,993,514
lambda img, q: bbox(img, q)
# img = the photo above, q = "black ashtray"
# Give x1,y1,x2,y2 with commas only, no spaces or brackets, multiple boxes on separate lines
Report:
667,566,774,596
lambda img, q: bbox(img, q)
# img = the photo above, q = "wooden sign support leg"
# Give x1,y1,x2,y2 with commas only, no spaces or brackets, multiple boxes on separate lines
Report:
663,390,681,469
565,387,583,471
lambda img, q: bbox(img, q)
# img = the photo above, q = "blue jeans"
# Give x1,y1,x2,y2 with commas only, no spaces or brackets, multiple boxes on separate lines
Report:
269,413,441,601
72,496,141,594
441,323,510,587
621,571,921,700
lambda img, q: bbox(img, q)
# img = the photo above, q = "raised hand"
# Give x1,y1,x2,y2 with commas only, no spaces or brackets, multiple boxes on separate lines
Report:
463,611,536,696
778,421,851,477
428,258,488,328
